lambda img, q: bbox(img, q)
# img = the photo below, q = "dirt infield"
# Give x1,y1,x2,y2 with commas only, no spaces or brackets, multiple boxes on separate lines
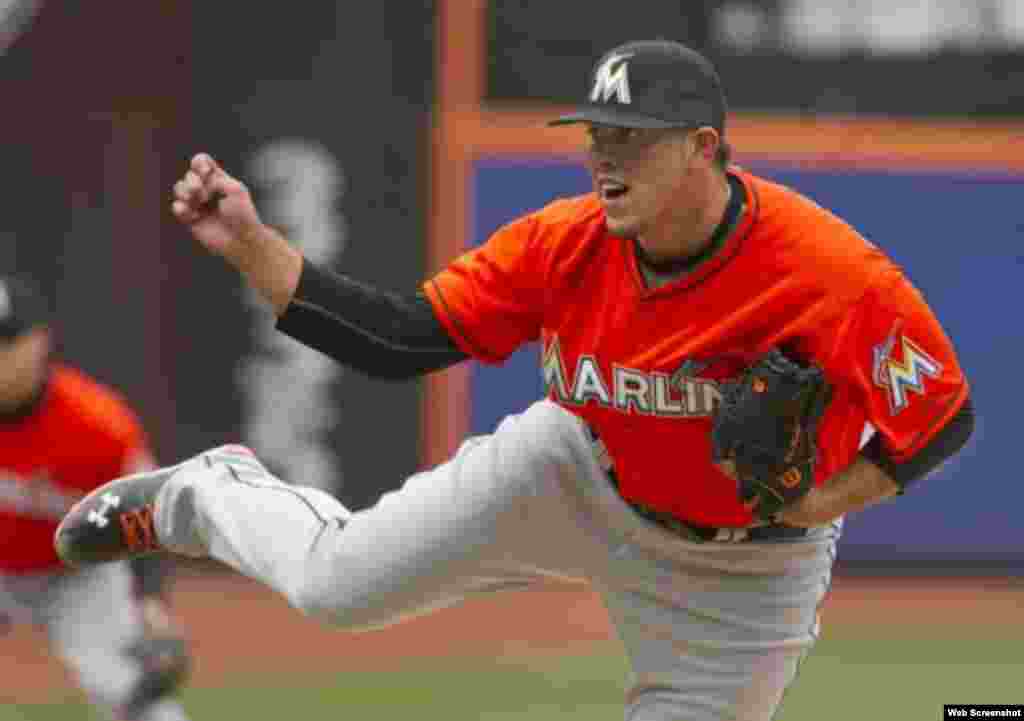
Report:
3,572,1020,704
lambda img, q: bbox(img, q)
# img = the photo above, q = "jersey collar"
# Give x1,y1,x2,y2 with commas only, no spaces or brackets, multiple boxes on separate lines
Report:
624,167,758,298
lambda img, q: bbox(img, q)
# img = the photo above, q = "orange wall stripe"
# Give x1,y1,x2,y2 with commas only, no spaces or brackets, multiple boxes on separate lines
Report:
424,0,487,468
462,108,1024,171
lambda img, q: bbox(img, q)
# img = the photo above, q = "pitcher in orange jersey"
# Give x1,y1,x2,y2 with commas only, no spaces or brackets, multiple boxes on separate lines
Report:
61,40,973,721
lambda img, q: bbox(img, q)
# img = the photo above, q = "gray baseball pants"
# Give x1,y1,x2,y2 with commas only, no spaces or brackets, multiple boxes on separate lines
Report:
154,399,838,720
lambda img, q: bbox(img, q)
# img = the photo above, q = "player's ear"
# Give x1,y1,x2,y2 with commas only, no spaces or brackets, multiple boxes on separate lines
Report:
26,326,53,358
691,127,720,166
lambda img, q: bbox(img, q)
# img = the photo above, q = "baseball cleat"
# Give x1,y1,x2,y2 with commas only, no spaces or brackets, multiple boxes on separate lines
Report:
54,463,184,567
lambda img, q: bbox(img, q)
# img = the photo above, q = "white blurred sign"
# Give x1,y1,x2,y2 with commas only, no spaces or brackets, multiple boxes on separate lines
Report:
780,0,1024,55
0,0,42,54
237,139,347,492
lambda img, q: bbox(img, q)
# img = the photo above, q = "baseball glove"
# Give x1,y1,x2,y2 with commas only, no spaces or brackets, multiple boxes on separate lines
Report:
711,348,832,521
119,634,190,718
117,599,191,720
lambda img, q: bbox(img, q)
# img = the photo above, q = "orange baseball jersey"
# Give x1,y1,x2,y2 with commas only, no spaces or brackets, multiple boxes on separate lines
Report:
0,364,153,572
424,168,969,528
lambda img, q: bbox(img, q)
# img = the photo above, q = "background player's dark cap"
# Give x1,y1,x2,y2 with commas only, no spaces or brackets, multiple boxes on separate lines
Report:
0,274,50,341
549,40,727,134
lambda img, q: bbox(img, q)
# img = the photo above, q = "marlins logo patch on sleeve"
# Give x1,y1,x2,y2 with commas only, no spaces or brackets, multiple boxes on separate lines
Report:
872,320,943,415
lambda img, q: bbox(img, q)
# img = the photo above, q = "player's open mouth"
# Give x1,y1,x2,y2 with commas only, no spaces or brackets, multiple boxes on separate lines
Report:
598,179,630,201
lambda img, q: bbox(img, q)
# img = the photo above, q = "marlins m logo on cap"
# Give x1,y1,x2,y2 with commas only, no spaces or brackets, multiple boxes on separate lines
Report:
590,51,634,105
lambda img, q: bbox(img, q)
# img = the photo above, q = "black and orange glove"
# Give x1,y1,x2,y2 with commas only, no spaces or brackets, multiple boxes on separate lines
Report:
118,598,191,719
711,349,832,521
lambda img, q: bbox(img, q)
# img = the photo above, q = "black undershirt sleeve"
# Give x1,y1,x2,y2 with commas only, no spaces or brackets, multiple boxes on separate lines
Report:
274,259,469,380
861,395,975,491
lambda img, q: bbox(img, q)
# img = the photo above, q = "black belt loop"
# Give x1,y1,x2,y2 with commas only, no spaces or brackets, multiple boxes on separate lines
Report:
588,425,808,545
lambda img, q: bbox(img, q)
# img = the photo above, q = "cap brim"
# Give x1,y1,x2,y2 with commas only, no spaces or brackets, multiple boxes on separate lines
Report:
547,105,682,129
0,323,34,341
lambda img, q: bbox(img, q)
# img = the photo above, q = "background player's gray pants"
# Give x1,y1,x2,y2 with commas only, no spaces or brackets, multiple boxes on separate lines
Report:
156,399,839,721
0,563,189,721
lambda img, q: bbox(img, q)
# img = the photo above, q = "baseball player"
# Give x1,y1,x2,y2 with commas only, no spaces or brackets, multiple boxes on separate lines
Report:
57,41,973,721
0,274,192,721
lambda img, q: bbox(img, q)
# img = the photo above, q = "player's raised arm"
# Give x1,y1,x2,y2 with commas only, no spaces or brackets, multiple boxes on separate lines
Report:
171,153,469,379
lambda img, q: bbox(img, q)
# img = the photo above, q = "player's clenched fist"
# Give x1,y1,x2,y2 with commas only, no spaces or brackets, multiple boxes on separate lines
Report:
170,153,263,263
170,153,303,315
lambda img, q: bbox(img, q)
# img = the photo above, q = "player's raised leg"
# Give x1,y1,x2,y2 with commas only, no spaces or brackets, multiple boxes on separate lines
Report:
56,400,604,629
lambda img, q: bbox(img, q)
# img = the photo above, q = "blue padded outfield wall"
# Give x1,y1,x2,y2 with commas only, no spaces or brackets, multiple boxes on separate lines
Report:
469,156,1021,565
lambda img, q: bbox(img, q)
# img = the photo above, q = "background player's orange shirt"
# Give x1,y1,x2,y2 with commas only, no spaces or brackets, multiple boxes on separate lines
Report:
425,169,969,527
0,364,153,572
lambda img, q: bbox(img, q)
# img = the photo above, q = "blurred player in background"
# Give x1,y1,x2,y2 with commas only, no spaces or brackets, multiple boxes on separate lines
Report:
0,273,192,721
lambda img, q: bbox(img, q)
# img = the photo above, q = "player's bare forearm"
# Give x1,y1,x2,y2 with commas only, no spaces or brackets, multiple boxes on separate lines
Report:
229,223,304,316
778,456,900,527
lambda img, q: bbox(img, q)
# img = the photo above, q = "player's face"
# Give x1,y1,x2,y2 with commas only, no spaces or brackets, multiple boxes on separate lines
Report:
0,327,52,408
584,124,713,256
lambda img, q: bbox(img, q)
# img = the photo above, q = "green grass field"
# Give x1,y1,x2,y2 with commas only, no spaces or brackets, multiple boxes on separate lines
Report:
4,630,1020,721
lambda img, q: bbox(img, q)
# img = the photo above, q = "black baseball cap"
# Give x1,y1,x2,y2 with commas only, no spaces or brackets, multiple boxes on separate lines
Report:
549,40,727,134
0,274,50,341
